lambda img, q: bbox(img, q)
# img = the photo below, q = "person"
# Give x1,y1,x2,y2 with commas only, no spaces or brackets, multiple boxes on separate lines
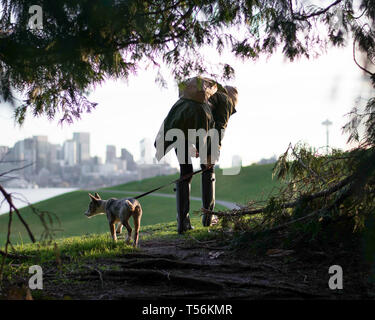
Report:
154,83,238,234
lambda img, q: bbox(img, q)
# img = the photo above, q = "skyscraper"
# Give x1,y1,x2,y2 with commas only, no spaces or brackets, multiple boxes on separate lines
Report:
13,140,25,162
121,148,137,171
106,145,117,163
73,132,90,163
23,138,37,174
63,140,77,166
33,135,49,173
139,138,153,164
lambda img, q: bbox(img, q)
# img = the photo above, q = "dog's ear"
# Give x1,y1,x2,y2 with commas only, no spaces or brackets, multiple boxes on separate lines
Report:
88,193,98,202
94,192,101,200
126,200,135,211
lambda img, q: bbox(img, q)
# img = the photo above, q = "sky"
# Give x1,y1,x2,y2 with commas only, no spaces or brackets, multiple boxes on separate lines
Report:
0,42,372,169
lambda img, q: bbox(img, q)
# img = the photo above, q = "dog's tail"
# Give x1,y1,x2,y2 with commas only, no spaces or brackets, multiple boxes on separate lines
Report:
126,200,140,213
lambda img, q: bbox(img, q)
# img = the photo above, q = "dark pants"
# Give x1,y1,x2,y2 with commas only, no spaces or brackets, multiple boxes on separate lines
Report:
175,143,216,233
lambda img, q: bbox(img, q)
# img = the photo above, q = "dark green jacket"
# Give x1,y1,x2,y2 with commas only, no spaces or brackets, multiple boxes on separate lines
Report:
209,91,237,148
154,92,235,161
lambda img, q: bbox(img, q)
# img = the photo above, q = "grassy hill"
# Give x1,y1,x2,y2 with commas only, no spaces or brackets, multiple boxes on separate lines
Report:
0,163,281,245
105,163,280,204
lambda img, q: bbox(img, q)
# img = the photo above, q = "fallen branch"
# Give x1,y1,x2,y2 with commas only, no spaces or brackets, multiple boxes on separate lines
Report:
255,179,355,235
205,175,353,217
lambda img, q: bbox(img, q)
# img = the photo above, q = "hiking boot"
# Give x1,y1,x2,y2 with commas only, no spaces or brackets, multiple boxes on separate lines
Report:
176,179,192,234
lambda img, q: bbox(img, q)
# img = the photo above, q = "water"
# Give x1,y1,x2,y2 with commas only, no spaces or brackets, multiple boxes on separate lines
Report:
0,188,78,215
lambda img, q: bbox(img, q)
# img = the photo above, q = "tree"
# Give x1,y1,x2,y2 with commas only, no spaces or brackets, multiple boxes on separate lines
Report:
0,0,375,235
0,0,373,124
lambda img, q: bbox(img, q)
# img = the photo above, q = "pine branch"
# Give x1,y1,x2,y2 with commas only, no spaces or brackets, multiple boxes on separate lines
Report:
353,31,374,76
259,176,355,234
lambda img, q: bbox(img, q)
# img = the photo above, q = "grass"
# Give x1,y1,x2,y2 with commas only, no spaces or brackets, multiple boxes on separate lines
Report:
0,216,230,289
105,163,281,204
4,216,226,264
0,163,280,245
0,191,226,245
0,232,138,285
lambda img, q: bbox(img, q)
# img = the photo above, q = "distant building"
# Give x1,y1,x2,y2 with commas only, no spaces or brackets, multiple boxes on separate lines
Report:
137,163,178,180
73,132,90,163
33,136,49,173
139,138,153,164
0,146,8,160
106,145,117,163
23,138,37,174
49,143,62,163
92,156,102,165
99,163,117,175
0,134,179,189
257,155,277,165
113,158,127,172
11,140,24,162
63,140,77,166
121,148,137,171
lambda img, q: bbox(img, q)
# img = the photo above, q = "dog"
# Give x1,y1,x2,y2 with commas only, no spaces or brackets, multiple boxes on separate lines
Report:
84,192,143,247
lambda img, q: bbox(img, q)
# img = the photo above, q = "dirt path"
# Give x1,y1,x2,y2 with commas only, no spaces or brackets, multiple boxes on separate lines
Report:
39,234,372,300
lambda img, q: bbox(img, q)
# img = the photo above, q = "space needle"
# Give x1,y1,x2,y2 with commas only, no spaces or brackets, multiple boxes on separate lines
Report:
322,119,333,154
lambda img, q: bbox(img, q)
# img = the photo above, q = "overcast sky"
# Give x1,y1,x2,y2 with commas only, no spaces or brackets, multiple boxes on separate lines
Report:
0,42,371,168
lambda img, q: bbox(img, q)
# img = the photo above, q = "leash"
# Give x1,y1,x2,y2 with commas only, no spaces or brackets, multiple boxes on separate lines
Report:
134,165,213,200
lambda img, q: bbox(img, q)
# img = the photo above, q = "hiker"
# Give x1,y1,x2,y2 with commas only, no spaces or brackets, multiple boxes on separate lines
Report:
154,79,238,234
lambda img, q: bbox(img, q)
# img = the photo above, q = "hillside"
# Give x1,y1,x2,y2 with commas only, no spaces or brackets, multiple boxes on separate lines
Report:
0,191,220,244
0,163,280,244
1,218,370,300
1,163,373,301
105,163,280,204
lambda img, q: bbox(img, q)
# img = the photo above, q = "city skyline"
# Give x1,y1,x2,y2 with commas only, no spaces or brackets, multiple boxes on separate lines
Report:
0,131,177,189
0,132,152,165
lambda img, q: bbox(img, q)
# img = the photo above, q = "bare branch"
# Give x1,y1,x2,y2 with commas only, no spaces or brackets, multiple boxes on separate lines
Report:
293,0,343,21
0,185,35,243
0,163,33,178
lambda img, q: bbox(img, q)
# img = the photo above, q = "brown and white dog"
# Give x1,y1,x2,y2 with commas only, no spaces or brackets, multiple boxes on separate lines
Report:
84,192,142,247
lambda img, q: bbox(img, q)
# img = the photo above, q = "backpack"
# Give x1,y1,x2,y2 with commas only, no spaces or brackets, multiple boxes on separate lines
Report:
178,76,218,103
